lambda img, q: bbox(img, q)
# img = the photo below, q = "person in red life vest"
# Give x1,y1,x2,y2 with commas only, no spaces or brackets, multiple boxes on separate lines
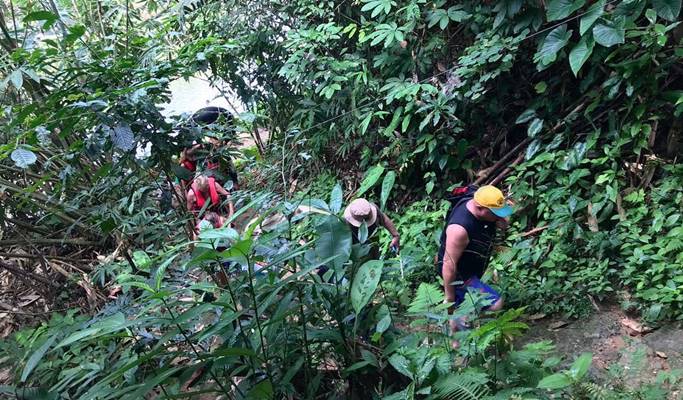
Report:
190,107,240,188
186,175,235,218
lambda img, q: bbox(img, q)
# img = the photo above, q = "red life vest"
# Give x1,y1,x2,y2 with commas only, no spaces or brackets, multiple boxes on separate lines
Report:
206,159,219,171
191,177,220,210
181,159,196,172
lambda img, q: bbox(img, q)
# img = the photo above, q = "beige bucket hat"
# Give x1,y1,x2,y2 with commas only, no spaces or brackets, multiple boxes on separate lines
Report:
343,199,378,227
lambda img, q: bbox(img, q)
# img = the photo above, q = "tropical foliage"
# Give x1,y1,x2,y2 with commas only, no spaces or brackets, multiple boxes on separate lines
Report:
1,0,682,397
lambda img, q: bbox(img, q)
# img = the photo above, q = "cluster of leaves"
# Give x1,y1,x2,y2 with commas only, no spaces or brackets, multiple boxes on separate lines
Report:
4,188,678,399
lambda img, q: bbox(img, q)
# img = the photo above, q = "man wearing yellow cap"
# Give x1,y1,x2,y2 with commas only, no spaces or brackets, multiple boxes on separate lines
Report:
436,185,512,339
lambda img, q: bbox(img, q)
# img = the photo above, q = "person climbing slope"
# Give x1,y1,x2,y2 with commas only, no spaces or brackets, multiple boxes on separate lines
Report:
343,198,400,252
191,106,239,188
436,185,512,343
186,175,234,218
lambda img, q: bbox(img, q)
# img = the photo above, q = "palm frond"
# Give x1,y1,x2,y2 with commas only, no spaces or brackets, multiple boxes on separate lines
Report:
434,371,490,400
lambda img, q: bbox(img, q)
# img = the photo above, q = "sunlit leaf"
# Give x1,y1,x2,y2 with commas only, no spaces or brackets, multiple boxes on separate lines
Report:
351,260,383,314
11,148,37,168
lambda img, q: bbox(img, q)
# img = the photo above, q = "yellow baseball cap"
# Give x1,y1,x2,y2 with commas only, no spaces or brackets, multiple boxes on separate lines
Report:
473,185,513,218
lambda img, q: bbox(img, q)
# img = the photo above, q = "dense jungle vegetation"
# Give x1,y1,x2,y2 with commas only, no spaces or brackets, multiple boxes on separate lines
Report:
1,0,682,398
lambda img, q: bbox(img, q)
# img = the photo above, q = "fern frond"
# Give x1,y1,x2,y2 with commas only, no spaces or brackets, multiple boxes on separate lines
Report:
434,371,490,400
581,382,607,400
408,283,444,314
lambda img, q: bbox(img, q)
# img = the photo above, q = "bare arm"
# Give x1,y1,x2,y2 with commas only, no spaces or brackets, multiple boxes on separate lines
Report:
442,224,469,306
215,183,235,219
380,212,400,237
186,190,196,212
380,211,401,251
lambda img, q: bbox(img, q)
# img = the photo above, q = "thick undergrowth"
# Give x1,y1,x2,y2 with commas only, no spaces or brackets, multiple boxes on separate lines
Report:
1,0,682,398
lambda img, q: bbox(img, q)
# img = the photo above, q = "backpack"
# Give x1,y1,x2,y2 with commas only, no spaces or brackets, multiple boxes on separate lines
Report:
443,184,479,224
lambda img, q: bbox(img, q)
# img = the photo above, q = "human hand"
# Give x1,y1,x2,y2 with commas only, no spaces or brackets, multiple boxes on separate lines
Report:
390,236,400,252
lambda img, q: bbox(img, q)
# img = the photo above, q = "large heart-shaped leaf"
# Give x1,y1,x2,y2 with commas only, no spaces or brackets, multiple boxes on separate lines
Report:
535,24,572,66
569,35,595,76
653,0,681,20
351,260,383,314
547,0,585,21
593,18,625,47
580,0,605,35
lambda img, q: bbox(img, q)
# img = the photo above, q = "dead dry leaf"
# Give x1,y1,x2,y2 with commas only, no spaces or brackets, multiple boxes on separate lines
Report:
549,320,569,330
656,351,667,359
529,313,547,321
620,317,652,335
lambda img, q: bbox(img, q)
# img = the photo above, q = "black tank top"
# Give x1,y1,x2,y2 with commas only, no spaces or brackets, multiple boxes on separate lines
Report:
437,201,496,280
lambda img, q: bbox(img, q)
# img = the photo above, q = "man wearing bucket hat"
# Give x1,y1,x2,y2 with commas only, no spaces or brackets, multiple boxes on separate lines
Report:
436,185,512,339
343,198,400,252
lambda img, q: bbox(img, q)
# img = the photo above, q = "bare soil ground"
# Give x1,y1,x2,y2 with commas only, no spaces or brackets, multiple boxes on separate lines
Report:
520,304,683,399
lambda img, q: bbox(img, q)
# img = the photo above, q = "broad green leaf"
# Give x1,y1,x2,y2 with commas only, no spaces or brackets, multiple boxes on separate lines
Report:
525,140,542,160
380,170,396,209
547,0,586,21
11,148,37,168
569,352,593,379
23,10,58,29
569,35,594,76
383,107,403,136
55,328,102,349
401,113,412,132
21,335,58,382
315,215,352,270
376,313,391,334
154,253,180,291
357,164,385,197
330,183,343,213
359,113,373,135
211,347,257,357
65,25,85,44
537,372,572,389
358,221,369,243
198,226,240,240
534,81,548,93
653,0,681,20
23,10,57,22
388,353,412,378
593,19,625,47
527,118,544,137
448,7,469,21
351,260,383,314
580,0,605,35
535,24,572,66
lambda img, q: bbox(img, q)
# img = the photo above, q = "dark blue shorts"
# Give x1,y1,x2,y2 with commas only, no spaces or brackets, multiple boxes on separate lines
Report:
454,276,501,309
